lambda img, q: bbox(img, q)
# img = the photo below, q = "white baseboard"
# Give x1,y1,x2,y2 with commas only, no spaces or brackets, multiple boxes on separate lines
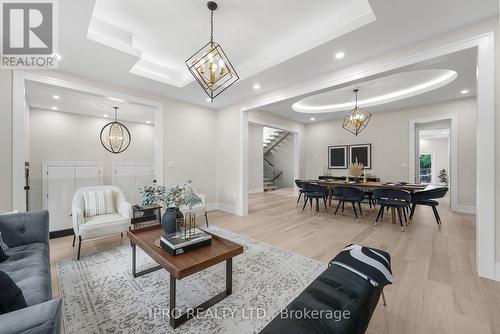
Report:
248,187,263,194
207,202,240,215
454,205,476,214
495,263,500,282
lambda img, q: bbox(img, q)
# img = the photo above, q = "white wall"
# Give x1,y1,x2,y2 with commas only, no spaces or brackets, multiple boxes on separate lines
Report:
420,137,450,184
29,108,155,210
0,71,12,212
248,123,263,193
303,98,476,207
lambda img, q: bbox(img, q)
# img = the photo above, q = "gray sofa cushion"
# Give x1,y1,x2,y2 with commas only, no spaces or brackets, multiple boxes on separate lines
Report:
0,243,51,306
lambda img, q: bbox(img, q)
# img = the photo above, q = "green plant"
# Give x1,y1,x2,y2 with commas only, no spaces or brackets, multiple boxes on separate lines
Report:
141,181,202,209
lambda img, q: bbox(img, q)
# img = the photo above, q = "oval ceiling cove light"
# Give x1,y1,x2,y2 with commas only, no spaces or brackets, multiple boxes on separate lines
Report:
292,69,457,114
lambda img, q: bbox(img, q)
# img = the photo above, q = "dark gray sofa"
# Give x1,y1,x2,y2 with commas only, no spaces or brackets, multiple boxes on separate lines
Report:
0,211,61,334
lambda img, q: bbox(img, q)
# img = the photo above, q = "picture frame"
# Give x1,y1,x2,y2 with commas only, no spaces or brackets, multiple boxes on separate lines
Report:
349,144,371,169
328,145,348,169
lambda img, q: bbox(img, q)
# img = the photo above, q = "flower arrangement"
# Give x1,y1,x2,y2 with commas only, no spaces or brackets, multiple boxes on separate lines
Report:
348,162,364,178
141,181,202,209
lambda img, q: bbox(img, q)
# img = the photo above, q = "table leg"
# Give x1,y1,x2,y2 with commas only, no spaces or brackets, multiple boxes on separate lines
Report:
328,188,332,207
131,242,162,278
169,258,234,328
391,208,396,224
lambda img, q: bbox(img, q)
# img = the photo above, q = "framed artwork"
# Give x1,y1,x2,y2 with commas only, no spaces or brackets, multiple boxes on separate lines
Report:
350,144,371,169
328,145,348,169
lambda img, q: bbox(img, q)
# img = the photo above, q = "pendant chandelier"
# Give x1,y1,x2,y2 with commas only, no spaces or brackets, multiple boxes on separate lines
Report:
186,1,239,101
342,89,372,136
100,107,131,154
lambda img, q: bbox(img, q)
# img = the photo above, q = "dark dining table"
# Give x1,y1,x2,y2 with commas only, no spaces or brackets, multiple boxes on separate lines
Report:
302,179,434,224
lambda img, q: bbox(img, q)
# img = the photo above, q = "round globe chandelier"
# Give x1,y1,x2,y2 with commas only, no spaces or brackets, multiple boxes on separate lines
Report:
100,106,131,154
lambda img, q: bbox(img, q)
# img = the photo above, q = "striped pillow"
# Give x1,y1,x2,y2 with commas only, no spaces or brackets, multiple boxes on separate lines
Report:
82,190,115,217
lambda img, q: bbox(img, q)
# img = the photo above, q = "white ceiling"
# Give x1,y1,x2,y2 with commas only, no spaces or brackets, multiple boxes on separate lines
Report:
25,81,156,124
89,0,374,87
55,0,498,109
259,48,477,123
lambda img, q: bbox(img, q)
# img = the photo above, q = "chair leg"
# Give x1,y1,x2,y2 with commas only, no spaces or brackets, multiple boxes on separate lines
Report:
296,192,303,205
72,234,76,247
335,201,342,215
352,202,359,222
342,201,345,213
205,212,209,227
397,208,405,232
402,208,407,224
375,205,384,223
315,198,319,213
409,203,416,221
381,291,387,306
310,197,313,210
358,202,363,216
302,196,309,212
431,206,442,229
323,197,328,211
381,205,385,219
121,232,123,237
77,236,82,260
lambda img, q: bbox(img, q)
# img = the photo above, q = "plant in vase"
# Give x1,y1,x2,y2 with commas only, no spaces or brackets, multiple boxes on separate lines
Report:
140,181,202,234
347,162,364,183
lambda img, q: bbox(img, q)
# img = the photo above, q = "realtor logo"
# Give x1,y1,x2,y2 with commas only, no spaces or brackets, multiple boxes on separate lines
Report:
1,0,58,68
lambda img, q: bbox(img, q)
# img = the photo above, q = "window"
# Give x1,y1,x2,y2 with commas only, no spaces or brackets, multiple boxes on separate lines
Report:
419,153,432,183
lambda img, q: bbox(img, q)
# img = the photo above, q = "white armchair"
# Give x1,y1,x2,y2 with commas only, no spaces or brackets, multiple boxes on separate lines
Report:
72,186,132,259
179,193,209,227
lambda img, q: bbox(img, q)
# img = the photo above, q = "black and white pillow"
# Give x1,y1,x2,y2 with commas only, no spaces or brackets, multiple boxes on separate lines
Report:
329,244,393,287
0,232,8,251
82,190,115,217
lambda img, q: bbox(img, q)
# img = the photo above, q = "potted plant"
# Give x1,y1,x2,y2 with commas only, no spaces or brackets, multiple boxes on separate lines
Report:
141,181,202,234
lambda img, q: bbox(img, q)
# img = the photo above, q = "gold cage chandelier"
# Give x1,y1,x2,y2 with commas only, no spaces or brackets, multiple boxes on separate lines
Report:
100,107,131,154
186,1,239,101
342,89,372,136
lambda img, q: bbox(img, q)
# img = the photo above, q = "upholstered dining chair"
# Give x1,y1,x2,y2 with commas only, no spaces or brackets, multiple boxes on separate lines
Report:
373,189,411,232
72,186,132,260
301,183,329,214
332,186,365,222
409,187,448,229
295,180,307,205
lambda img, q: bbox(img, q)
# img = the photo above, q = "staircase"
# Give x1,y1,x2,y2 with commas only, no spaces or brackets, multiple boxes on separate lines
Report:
262,128,291,192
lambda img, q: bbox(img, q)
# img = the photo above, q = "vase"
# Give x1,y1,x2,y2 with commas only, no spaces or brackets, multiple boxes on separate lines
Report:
161,207,183,234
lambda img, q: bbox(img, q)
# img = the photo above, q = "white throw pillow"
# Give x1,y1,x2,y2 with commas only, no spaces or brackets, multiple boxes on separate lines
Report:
83,190,115,217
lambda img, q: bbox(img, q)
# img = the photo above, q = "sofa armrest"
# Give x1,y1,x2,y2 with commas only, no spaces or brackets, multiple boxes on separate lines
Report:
0,211,49,248
117,202,132,219
0,298,61,334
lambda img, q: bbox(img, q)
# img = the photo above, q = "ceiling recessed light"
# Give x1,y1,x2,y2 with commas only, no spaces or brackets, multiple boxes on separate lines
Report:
206,97,212,102
51,106,58,110
335,52,345,60
146,121,151,124
460,89,469,95
253,84,261,90
310,117,315,121
52,95,60,100
103,114,108,118
107,96,126,103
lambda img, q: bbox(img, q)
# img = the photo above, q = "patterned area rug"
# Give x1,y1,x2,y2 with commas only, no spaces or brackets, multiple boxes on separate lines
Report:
56,226,326,334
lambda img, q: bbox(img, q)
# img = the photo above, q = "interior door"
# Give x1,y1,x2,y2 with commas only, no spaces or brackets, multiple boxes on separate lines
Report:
75,165,102,190
134,166,155,204
47,166,75,232
113,165,137,204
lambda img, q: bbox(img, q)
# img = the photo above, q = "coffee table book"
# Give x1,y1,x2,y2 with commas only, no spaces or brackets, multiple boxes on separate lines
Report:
160,228,212,256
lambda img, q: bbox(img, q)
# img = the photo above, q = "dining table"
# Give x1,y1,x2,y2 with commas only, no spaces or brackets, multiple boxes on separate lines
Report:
302,179,434,224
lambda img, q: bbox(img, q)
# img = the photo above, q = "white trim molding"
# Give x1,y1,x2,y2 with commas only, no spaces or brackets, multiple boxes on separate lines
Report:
495,263,500,282
455,205,476,215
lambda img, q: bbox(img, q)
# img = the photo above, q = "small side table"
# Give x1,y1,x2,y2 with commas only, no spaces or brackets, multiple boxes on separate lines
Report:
131,205,162,229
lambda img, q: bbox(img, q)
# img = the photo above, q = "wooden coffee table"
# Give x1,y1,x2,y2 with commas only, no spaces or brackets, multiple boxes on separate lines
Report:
127,225,244,328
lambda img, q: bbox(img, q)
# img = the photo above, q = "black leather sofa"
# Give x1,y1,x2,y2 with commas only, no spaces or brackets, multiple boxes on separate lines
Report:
260,250,388,334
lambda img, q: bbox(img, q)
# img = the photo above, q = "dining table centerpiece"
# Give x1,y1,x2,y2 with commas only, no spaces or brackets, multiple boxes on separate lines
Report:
141,181,202,234
347,162,364,183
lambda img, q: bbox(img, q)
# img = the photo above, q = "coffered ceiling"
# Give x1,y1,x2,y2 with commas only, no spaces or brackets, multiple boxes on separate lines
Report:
55,0,497,109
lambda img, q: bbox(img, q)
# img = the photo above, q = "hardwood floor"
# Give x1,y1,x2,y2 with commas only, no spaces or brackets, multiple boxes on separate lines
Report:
50,188,500,334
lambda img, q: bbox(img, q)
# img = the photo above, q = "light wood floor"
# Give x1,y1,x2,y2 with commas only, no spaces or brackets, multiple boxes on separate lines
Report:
50,188,500,334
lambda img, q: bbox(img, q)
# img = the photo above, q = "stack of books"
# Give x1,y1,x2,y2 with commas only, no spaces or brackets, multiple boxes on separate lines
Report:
160,228,212,256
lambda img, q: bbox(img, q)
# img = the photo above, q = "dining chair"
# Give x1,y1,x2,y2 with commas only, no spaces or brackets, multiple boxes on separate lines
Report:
409,187,449,229
295,180,307,205
332,186,365,222
301,183,328,214
373,189,412,232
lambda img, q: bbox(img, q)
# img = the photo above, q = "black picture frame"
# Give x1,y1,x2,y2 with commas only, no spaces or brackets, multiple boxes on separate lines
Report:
349,144,371,169
328,145,348,169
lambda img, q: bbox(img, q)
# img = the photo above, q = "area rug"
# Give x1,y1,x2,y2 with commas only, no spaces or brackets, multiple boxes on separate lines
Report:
56,225,326,334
